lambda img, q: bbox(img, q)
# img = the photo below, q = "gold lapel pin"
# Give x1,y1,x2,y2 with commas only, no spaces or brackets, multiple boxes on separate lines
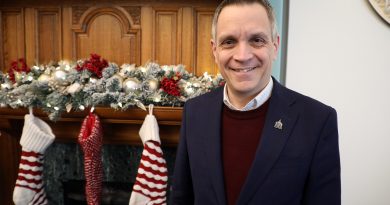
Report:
274,119,283,130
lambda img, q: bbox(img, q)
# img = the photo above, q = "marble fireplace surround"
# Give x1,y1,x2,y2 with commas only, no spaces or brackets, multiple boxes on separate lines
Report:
0,107,181,204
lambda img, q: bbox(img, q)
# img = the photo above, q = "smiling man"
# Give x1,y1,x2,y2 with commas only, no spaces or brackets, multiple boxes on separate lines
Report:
170,1,341,205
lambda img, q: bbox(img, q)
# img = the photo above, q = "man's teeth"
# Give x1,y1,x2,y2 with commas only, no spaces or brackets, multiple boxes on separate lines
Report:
230,67,256,72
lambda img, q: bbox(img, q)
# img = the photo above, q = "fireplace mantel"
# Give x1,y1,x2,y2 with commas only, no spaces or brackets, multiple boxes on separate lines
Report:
0,106,182,146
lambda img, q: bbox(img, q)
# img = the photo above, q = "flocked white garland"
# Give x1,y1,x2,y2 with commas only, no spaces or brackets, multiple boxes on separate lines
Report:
0,56,224,121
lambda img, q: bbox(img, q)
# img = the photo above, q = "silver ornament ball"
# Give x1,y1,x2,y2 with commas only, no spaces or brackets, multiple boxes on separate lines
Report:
52,69,69,85
147,78,159,92
123,78,140,94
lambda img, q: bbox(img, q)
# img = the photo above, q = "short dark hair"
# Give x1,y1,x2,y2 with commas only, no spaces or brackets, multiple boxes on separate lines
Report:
211,0,278,41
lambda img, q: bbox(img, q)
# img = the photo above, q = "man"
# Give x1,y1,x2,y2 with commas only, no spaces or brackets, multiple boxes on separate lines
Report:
170,0,341,204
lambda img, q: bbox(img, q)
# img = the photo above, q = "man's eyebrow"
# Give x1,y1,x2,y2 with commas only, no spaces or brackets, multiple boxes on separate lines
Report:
217,34,236,43
249,32,270,40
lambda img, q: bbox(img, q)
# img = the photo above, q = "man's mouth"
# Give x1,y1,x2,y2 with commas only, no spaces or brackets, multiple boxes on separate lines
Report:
228,66,257,73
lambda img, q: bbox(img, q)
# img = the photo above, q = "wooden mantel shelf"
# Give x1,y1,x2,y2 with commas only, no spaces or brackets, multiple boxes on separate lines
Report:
0,107,183,146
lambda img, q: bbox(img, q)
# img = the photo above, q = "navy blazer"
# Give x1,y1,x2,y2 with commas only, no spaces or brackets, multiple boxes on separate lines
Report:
170,78,341,205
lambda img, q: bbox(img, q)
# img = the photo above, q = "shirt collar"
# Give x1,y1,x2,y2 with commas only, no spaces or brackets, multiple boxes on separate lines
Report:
223,77,273,111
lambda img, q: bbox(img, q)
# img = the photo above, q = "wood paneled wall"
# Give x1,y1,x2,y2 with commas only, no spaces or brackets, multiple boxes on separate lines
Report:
0,1,221,204
0,0,220,76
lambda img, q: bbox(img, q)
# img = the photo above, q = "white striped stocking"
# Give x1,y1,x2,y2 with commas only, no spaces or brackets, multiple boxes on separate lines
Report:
13,150,48,205
130,140,168,205
13,114,55,205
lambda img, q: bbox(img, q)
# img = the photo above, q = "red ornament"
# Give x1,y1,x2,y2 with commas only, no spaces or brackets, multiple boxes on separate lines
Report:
8,58,30,83
76,54,108,78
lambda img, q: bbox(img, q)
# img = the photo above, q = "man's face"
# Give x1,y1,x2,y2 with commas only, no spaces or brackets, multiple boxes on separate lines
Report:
211,3,279,102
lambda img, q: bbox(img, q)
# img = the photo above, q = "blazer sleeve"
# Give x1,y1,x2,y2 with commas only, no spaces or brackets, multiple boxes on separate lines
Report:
302,108,341,205
170,104,195,204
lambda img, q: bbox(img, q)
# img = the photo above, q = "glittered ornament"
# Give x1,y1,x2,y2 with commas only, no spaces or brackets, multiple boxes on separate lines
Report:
146,78,159,92
52,69,69,85
123,78,140,94
38,74,51,83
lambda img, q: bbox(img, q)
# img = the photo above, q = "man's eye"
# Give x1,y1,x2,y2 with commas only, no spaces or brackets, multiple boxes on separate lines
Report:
220,40,235,47
251,38,267,46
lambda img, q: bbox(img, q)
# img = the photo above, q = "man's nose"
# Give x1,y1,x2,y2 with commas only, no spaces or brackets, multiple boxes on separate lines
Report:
233,42,253,62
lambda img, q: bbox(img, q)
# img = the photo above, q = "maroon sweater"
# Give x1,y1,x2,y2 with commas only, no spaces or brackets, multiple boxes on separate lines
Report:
222,100,269,205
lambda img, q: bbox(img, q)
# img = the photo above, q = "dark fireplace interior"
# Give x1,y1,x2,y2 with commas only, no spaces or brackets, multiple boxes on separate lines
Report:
63,180,132,205
43,143,176,204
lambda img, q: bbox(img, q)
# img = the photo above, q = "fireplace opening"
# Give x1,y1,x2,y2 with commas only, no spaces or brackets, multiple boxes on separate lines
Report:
63,180,132,205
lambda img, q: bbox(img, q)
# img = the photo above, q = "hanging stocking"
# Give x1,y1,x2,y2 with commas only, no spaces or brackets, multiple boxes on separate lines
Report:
13,113,55,205
78,112,103,205
129,105,168,205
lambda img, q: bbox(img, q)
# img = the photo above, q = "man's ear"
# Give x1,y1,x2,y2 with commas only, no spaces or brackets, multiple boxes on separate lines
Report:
211,39,217,62
272,35,280,60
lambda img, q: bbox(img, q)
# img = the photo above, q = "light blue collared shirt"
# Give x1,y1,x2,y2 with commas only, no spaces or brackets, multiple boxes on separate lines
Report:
223,77,273,111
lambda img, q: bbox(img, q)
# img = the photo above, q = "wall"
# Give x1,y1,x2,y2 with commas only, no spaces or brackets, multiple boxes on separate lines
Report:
286,0,390,205
0,0,219,76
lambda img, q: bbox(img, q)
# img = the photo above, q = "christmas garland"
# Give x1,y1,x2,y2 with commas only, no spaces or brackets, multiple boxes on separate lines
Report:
0,54,224,121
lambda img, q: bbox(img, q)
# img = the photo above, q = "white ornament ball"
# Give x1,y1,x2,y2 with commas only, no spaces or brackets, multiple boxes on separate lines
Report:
123,78,140,94
52,69,69,85
147,78,159,92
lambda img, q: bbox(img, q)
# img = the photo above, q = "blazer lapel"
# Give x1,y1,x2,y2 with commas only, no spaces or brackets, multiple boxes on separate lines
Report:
237,79,299,205
202,88,227,205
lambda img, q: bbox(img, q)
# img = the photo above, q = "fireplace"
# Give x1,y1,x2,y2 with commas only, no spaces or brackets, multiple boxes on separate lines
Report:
63,180,131,205
43,143,176,204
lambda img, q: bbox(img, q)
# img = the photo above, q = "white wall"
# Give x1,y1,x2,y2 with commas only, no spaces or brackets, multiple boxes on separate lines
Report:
286,0,390,205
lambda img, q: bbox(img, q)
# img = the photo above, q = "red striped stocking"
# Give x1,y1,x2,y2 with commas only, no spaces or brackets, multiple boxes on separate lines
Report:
129,105,168,205
78,112,103,205
13,114,55,205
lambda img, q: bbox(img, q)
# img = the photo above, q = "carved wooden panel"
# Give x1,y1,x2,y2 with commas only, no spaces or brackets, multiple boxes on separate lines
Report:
195,9,217,76
72,6,89,25
37,8,61,64
0,9,24,71
73,6,141,65
179,7,194,72
154,9,179,65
